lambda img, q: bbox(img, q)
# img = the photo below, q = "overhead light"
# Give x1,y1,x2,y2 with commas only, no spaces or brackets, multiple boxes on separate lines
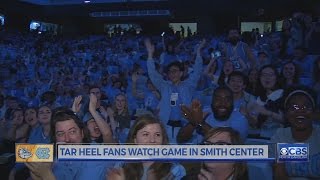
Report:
84,0,91,3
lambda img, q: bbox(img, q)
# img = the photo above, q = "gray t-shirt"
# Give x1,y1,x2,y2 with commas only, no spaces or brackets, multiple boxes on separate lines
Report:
270,127,320,179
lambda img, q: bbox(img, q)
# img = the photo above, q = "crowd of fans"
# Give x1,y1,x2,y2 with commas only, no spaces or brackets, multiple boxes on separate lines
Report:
0,11,319,180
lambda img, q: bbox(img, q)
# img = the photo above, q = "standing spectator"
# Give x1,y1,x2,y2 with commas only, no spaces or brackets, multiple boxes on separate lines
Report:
145,38,204,143
222,28,256,70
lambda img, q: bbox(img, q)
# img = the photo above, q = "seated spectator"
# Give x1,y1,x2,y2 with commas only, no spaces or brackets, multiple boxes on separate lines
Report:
271,88,320,179
256,51,271,70
279,61,300,89
248,65,284,138
107,93,131,143
29,105,51,143
107,115,186,179
227,71,256,114
292,46,315,87
9,105,51,180
198,127,248,180
25,108,114,180
203,55,219,87
82,93,113,143
131,72,160,113
218,60,234,86
246,68,260,97
178,86,248,144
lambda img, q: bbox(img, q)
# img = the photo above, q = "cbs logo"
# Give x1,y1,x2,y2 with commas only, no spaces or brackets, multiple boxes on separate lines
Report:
280,147,307,156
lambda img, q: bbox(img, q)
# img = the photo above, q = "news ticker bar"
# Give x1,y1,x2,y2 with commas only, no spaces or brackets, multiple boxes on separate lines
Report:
15,143,309,163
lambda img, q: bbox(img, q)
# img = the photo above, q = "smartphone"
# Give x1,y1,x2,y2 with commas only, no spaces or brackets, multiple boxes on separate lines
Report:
211,51,221,58
214,51,221,57
211,52,215,59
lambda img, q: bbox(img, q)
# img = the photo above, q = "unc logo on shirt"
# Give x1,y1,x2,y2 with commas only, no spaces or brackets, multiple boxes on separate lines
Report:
36,148,50,159
277,143,309,162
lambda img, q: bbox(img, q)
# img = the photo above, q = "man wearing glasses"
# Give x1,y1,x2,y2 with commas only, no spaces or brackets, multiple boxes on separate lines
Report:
145,38,205,143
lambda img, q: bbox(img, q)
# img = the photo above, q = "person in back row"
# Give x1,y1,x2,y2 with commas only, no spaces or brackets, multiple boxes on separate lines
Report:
145,38,205,143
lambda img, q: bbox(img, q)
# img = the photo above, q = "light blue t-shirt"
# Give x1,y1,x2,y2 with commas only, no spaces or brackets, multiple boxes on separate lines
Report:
187,111,249,144
113,162,186,180
53,158,114,180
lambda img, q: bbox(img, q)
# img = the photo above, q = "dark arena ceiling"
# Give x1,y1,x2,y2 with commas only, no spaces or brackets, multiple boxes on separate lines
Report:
0,0,318,24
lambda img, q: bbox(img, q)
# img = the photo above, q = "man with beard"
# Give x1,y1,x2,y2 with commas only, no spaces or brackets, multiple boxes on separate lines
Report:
25,107,114,180
177,86,249,144
223,28,256,71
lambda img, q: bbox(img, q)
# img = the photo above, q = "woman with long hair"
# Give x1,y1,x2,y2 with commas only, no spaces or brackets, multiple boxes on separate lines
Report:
248,65,285,138
107,93,131,142
218,60,234,86
246,68,259,97
107,115,186,180
279,61,299,89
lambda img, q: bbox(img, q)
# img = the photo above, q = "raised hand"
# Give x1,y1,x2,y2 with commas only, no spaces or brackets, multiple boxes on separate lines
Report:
197,39,206,53
107,107,114,117
89,93,98,112
144,38,155,57
72,95,82,113
181,99,204,125
132,71,139,82
198,166,215,180
106,168,125,180
25,162,54,180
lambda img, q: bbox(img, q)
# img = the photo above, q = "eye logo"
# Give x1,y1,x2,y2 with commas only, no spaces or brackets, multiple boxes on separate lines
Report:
280,148,288,155
18,148,32,159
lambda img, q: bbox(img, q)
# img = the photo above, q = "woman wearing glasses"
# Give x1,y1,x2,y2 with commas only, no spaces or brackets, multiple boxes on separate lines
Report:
199,127,248,180
271,88,320,179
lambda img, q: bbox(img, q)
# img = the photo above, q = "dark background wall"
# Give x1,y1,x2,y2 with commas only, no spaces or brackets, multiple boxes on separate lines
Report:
0,0,319,34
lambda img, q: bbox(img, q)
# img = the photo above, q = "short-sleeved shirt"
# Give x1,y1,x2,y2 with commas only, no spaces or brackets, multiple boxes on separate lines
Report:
270,127,320,179
113,162,186,180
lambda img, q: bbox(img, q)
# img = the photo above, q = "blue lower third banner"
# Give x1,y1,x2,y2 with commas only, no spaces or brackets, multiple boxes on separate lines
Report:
56,144,272,161
277,143,309,162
